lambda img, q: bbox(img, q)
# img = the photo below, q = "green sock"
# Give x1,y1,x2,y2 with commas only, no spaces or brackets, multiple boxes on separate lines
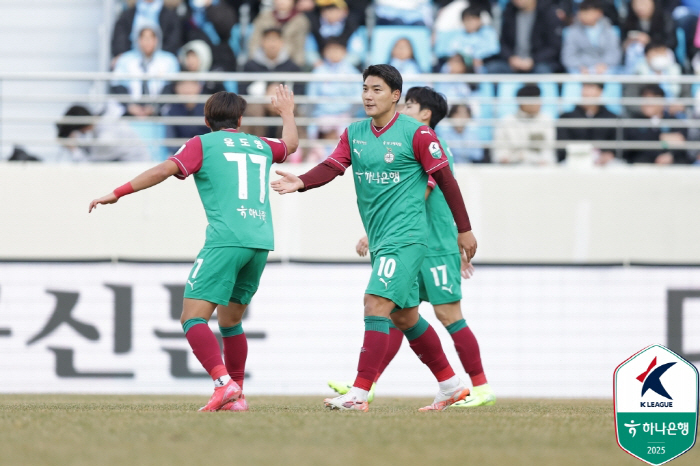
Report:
219,323,244,337
402,315,430,341
364,316,391,334
445,319,468,334
182,317,207,334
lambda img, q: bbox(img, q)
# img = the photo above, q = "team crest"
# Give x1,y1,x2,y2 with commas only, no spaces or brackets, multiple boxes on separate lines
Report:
384,148,394,164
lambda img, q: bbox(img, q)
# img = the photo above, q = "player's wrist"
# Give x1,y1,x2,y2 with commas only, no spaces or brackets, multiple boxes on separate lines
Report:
113,182,135,199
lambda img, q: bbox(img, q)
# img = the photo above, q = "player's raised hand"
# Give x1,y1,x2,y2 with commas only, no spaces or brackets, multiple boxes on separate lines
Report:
461,256,475,279
270,84,294,116
88,192,118,213
457,230,477,263
356,236,369,257
271,170,304,194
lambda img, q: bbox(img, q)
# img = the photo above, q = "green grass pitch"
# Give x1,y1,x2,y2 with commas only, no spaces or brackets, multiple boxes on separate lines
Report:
1,395,698,466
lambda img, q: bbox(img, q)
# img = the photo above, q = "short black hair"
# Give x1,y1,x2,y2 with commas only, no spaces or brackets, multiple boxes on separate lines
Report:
362,64,403,97
448,104,471,118
404,86,448,129
516,84,541,98
323,36,346,51
262,28,283,39
582,82,605,90
579,0,603,11
640,84,665,98
462,5,482,20
57,105,92,138
204,91,247,131
644,41,668,55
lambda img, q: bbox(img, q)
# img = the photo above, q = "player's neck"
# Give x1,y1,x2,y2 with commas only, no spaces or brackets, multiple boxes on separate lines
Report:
371,110,397,129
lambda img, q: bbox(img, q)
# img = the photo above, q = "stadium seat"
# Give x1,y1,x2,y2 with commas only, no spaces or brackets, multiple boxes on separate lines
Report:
129,122,167,161
347,26,368,67
434,29,463,59
471,82,495,141
560,82,623,115
675,27,687,67
368,26,433,72
495,82,559,119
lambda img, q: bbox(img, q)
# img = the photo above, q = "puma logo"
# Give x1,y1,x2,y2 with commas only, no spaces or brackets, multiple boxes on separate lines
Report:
353,148,362,157
379,278,391,289
441,284,454,294
421,130,431,135
187,280,196,290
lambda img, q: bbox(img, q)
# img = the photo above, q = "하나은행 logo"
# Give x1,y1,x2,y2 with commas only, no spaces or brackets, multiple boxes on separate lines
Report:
614,345,699,465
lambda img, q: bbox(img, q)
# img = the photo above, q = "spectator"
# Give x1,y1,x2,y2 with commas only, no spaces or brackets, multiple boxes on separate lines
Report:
56,105,150,162
633,42,683,98
560,0,621,74
554,0,619,26
161,80,209,151
111,25,180,117
307,37,360,134
184,0,238,71
177,40,226,94
307,0,361,53
374,0,434,26
434,0,495,32
242,28,304,95
487,0,563,74
112,0,183,58
673,1,700,63
622,0,677,73
435,54,475,103
389,38,422,74
623,84,690,164
493,84,556,164
443,6,500,73
248,0,310,68
436,104,485,163
557,83,619,164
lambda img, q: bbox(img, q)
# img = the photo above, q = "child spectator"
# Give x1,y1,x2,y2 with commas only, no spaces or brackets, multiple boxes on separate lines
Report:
177,40,226,94
389,38,422,74
435,54,474,103
561,0,621,74
487,0,563,74
248,0,310,68
242,28,304,95
622,0,677,73
161,80,209,151
112,0,183,58
436,104,485,163
374,0,434,26
493,84,556,164
185,0,238,71
307,37,360,135
634,43,683,98
445,6,500,72
623,85,690,164
307,0,360,54
111,25,180,117
557,83,619,164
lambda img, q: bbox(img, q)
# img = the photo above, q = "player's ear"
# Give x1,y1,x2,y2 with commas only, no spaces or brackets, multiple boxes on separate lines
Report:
392,90,401,103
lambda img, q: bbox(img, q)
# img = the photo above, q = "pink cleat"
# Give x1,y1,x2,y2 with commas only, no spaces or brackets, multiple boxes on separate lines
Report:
220,395,249,412
418,386,470,412
198,379,241,412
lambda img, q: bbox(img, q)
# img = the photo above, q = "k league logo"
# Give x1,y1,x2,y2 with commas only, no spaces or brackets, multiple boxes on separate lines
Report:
614,345,699,465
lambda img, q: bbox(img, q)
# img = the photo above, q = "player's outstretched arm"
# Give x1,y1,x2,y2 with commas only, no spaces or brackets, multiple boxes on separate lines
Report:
270,170,304,194
88,160,181,212
270,84,299,154
356,236,369,257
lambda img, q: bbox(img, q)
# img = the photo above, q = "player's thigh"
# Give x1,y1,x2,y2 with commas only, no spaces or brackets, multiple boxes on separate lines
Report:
229,249,270,305
366,244,426,309
184,247,256,306
418,253,463,305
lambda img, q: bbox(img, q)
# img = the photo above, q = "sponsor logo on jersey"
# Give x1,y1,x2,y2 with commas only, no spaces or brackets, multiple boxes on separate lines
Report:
429,142,442,159
614,344,699,465
384,148,394,164
383,141,402,147
353,139,367,145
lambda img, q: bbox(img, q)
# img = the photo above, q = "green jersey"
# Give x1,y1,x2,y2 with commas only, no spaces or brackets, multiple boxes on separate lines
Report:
169,129,288,250
425,137,459,257
326,113,451,253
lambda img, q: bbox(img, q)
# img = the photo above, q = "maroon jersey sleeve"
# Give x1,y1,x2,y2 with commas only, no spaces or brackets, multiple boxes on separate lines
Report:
432,167,472,232
260,137,288,163
168,136,203,180
412,126,449,174
324,128,352,171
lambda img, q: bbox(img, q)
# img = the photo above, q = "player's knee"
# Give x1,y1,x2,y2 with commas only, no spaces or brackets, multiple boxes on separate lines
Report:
363,294,393,317
433,302,462,327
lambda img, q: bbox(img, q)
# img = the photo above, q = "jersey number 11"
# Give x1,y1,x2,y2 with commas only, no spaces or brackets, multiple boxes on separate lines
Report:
224,152,268,203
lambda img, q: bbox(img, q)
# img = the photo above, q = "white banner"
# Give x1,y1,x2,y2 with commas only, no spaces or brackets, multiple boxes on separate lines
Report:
0,263,698,398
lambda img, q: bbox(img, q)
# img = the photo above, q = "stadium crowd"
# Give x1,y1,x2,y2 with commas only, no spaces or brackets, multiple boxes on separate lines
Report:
52,0,700,165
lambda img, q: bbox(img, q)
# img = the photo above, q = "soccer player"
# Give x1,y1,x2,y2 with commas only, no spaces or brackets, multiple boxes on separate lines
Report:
88,86,298,412
328,87,496,408
272,65,477,412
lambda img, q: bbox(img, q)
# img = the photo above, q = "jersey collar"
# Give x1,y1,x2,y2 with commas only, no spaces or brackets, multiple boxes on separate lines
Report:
221,128,239,133
371,112,399,138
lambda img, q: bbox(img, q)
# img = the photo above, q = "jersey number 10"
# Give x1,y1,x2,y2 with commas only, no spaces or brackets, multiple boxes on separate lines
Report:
224,152,268,203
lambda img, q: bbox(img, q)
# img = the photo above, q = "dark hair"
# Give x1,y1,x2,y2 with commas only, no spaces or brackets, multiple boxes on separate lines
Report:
404,86,448,129
262,28,283,39
57,105,92,138
624,0,667,44
448,104,471,118
644,41,668,54
640,84,665,98
516,84,541,98
204,91,247,131
579,0,603,11
462,5,482,20
362,64,403,97
323,36,346,52
582,81,605,90
391,37,415,59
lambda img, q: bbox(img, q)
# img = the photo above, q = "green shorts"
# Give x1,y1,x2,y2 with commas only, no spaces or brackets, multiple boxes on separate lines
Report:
365,243,427,309
418,253,463,305
183,246,269,306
